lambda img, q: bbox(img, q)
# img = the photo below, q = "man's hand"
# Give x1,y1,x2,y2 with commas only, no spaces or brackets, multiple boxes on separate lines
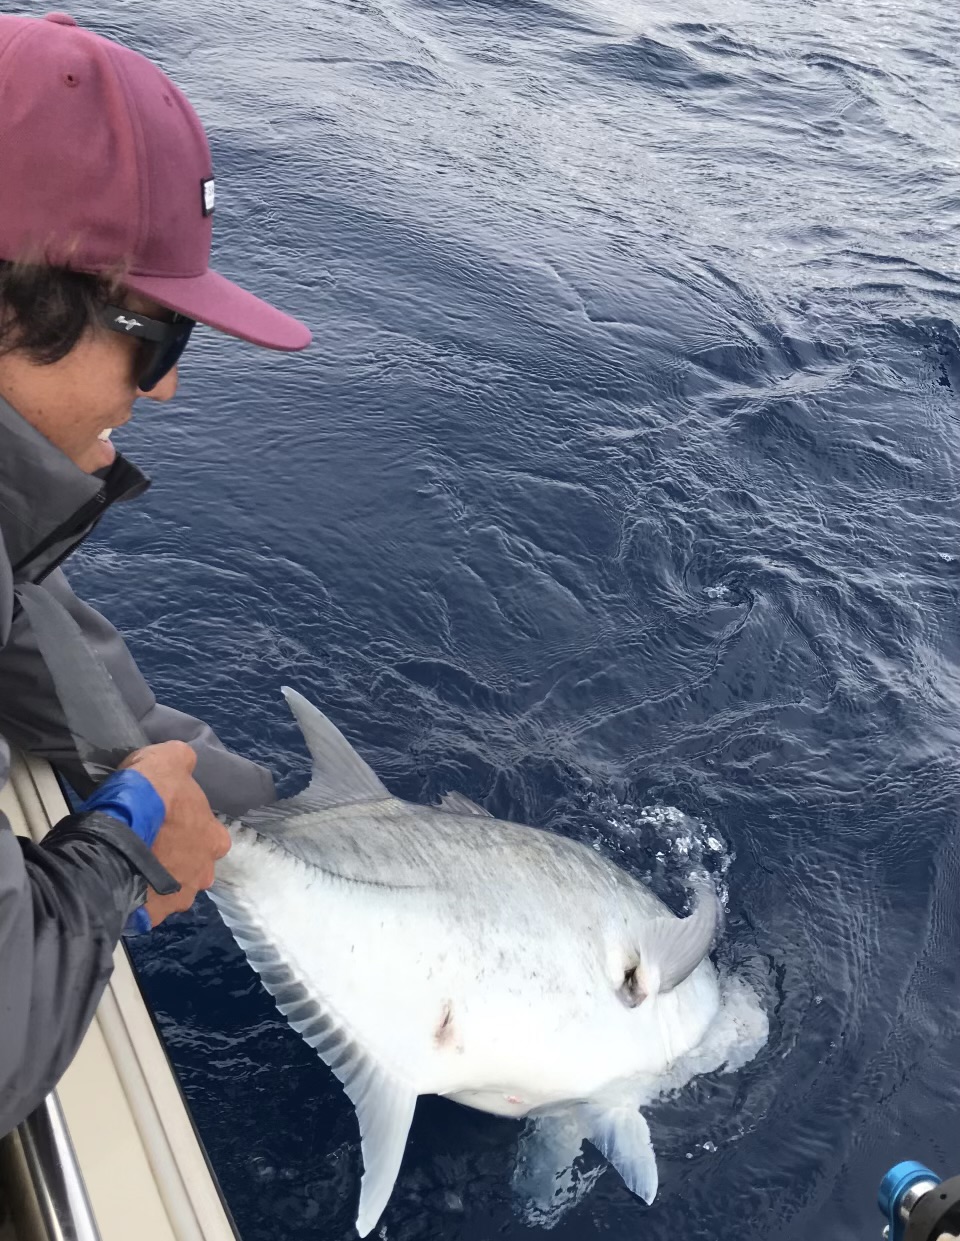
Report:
119,741,231,926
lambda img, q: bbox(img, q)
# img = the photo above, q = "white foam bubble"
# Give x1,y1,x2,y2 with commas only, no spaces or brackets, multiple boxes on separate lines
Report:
583,795,736,911
647,971,769,1099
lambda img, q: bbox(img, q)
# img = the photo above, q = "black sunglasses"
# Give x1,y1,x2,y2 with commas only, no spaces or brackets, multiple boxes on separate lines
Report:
99,305,196,392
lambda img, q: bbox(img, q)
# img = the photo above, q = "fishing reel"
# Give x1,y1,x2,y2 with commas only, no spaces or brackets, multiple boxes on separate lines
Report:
879,1162,960,1241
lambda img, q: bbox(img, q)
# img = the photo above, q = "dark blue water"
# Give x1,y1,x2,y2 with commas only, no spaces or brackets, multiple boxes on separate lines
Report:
23,0,960,1235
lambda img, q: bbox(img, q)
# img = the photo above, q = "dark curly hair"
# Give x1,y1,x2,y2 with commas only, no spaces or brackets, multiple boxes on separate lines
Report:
0,260,124,365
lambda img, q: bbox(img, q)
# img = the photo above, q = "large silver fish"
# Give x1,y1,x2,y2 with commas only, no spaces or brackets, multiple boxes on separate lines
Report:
210,689,768,1235
15,584,764,1230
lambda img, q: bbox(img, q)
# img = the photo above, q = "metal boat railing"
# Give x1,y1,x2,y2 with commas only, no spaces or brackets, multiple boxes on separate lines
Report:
1,1094,101,1241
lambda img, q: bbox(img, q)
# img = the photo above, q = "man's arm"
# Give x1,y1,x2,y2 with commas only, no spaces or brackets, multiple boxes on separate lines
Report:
0,735,230,1136
0,569,274,815
0,736,151,1134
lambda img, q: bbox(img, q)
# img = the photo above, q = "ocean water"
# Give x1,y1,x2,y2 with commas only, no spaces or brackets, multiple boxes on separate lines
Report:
21,0,960,1235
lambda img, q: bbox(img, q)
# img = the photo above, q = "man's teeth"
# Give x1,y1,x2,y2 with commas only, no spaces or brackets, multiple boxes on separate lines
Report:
98,428,114,442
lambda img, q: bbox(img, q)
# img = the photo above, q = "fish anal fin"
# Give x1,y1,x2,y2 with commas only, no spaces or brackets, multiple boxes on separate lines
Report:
438,791,493,818
353,1073,418,1236
280,686,392,812
209,880,417,1237
580,1104,658,1203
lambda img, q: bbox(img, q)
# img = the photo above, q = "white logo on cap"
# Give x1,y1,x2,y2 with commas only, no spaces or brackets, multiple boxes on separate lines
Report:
202,178,216,217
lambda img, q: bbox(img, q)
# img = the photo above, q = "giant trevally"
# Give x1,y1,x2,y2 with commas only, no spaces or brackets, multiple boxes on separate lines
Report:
15,584,767,1231
210,688,769,1236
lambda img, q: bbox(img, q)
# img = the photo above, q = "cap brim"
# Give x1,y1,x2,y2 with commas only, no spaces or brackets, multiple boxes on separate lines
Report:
123,267,311,351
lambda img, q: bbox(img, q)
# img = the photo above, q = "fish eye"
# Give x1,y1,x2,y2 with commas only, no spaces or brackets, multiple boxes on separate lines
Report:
620,965,646,1008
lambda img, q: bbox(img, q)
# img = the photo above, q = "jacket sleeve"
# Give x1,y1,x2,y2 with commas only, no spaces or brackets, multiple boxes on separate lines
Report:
0,569,275,816
0,737,159,1136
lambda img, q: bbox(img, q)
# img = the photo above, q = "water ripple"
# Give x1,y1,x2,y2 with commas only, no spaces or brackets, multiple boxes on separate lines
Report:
43,0,960,1234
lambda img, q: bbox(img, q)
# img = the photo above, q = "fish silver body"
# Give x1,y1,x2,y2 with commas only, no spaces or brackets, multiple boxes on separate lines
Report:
211,689,767,1236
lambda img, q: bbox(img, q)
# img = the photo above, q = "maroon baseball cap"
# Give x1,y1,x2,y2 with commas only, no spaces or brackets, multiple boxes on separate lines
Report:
0,12,311,351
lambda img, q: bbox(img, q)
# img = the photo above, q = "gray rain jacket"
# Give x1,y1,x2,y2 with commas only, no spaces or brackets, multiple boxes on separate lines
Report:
0,393,275,1136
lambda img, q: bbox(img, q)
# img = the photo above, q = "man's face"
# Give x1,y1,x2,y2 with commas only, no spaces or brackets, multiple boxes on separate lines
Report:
0,291,180,473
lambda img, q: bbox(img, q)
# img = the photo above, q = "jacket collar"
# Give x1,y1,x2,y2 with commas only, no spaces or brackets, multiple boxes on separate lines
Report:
0,392,150,576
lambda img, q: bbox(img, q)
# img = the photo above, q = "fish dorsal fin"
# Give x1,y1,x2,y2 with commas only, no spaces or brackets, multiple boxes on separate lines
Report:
579,1104,658,1203
438,791,493,818
281,686,392,811
210,880,418,1237
634,884,721,998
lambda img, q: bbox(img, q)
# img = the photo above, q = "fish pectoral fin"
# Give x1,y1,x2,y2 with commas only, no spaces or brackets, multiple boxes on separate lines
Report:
634,882,722,996
279,686,392,811
579,1104,658,1204
437,791,493,818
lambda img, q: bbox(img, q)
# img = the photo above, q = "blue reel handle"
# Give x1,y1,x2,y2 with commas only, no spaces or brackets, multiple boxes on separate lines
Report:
879,1162,939,1241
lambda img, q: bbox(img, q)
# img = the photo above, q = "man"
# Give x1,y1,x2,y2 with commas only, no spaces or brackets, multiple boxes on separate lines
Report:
0,13,311,1134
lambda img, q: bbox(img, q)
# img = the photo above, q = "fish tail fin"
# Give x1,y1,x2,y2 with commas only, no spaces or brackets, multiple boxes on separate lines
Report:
634,883,721,999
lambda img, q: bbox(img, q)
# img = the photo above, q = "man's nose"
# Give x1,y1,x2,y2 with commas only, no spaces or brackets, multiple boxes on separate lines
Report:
138,365,179,402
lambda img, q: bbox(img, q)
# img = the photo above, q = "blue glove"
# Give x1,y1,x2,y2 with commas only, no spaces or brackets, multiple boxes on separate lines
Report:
125,907,152,936
77,770,167,935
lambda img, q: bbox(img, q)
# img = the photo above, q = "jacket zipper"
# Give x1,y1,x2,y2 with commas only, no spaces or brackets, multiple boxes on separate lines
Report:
11,491,108,581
